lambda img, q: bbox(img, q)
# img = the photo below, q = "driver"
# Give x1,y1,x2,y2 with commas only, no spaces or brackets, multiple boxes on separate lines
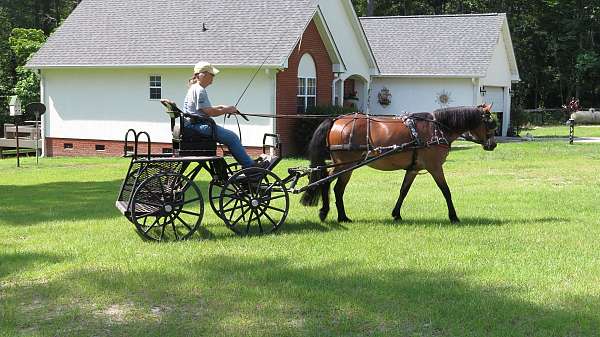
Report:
183,61,261,168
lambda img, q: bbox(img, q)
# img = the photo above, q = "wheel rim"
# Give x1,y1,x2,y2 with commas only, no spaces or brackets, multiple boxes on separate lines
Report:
208,178,226,220
219,168,289,235
131,172,204,241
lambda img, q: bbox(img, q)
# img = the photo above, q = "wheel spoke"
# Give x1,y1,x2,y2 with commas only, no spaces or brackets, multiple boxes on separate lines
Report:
265,204,286,213
226,198,241,222
143,217,160,234
256,209,264,233
261,194,286,202
159,218,167,241
230,205,252,227
171,219,180,240
176,215,194,232
179,209,202,217
182,196,202,205
262,210,277,227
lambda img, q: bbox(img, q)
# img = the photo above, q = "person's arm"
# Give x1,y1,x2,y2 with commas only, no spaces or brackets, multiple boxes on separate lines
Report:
200,105,238,117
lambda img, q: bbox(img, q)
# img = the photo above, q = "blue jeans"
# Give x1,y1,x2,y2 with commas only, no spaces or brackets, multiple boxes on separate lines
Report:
185,121,254,168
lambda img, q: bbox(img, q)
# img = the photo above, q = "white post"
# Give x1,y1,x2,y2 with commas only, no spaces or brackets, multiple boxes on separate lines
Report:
502,86,511,137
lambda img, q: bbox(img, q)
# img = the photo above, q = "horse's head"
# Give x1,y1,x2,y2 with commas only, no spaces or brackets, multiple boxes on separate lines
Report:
468,103,497,151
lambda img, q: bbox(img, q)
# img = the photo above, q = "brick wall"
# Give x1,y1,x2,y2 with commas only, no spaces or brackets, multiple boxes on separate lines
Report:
45,137,263,158
276,20,333,156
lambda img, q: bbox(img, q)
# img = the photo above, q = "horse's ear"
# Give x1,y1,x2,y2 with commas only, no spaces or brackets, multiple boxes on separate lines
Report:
481,103,492,112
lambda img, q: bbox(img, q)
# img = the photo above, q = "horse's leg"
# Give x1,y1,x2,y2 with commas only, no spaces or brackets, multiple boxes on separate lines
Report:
392,170,418,221
318,181,331,222
333,171,354,222
427,166,459,223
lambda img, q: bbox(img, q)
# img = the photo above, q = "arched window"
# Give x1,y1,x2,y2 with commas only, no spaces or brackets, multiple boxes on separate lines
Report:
297,53,316,113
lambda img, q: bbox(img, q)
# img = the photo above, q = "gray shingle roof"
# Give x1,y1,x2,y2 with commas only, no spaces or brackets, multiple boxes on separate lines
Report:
359,14,505,77
27,0,318,68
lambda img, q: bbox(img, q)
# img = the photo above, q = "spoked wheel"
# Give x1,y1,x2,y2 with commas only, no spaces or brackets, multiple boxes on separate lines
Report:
219,168,289,235
130,172,204,242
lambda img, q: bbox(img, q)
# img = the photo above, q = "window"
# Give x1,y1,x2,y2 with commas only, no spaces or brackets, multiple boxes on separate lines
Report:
297,54,317,113
297,78,316,113
149,75,161,100
63,143,73,150
95,144,105,151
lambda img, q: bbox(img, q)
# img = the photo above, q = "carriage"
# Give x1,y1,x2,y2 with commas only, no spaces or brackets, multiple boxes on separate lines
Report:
115,99,303,241
115,100,498,241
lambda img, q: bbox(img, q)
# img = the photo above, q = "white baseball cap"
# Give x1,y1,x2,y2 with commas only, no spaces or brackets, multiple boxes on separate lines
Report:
194,61,220,75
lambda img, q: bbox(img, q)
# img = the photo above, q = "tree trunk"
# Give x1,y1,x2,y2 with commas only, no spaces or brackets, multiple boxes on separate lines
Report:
367,0,375,16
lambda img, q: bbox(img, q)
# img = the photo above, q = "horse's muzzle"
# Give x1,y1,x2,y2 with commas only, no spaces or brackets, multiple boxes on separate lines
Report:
483,139,497,151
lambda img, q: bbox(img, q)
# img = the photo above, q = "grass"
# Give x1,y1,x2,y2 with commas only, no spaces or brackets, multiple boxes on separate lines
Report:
1,141,600,336
524,124,600,138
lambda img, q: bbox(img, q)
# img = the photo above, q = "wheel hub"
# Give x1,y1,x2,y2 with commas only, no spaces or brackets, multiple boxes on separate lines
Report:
164,204,173,213
250,199,259,208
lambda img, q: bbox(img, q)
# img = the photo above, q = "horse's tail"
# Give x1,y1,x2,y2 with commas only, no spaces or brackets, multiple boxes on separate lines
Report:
300,118,334,207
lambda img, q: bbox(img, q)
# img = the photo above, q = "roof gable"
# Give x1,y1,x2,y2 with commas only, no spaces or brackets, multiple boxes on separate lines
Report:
27,0,319,68
360,13,515,77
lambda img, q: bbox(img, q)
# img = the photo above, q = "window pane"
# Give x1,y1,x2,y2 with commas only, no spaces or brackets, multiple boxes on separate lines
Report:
297,78,306,95
150,75,161,87
306,78,316,95
150,88,161,99
297,96,305,113
307,97,316,108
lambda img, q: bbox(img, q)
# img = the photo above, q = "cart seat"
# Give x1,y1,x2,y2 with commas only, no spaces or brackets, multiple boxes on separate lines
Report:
160,99,217,156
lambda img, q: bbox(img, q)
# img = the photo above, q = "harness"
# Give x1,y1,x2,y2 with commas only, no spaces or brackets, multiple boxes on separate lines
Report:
329,113,450,171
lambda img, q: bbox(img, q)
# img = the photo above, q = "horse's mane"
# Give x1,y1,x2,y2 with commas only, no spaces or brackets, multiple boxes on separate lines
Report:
433,106,482,131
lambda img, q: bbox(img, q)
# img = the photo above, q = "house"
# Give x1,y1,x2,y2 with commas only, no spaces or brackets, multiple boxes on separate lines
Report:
361,14,520,136
26,0,378,156
27,1,518,157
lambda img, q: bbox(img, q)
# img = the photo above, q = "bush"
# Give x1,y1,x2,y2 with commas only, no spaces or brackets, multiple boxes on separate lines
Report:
509,105,530,136
294,105,357,157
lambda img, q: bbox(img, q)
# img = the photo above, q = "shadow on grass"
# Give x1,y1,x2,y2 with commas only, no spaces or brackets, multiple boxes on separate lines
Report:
2,255,599,336
0,251,64,279
0,180,123,226
384,216,567,227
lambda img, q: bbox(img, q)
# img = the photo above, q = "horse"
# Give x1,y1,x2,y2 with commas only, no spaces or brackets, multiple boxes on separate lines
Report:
300,104,497,223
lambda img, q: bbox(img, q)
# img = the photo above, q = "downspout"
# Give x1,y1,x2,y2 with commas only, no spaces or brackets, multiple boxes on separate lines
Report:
332,74,343,106
471,77,479,106
39,69,46,157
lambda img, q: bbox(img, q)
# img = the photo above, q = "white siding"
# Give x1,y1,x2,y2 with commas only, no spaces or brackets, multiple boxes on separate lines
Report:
480,33,512,87
317,0,375,81
42,67,275,146
368,77,475,115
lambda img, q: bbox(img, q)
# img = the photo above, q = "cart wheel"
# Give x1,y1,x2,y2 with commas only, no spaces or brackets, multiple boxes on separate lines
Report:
130,172,204,242
219,168,289,235
208,178,225,220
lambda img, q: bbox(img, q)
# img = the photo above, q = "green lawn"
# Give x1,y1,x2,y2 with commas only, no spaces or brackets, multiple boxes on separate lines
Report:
524,124,600,138
1,142,600,336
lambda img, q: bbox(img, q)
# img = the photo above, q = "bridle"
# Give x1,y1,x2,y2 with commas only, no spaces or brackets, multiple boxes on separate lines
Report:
462,109,497,147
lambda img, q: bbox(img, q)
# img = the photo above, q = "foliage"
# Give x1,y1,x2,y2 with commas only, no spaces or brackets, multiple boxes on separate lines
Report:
294,105,358,157
7,28,46,119
507,105,529,136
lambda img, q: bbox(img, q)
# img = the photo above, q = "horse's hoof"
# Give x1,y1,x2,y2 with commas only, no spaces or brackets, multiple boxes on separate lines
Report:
338,217,353,223
319,210,329,222
394,216,402,222
450,217,460,223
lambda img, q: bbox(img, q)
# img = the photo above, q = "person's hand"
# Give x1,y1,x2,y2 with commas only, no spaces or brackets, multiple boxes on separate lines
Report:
226,106,238,114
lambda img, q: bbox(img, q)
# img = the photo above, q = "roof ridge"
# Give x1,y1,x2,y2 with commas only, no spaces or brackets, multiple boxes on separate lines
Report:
360,13,501,20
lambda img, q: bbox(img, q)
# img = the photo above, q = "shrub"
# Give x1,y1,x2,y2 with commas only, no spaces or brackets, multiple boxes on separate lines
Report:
294,105,357,157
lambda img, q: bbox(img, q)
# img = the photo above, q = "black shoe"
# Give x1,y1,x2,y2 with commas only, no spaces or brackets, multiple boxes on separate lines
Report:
253,159,270,170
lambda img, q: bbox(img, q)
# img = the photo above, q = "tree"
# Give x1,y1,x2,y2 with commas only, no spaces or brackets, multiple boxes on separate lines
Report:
9,28,46,118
